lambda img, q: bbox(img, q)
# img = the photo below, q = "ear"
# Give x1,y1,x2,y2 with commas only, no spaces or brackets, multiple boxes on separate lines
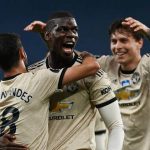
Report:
138,38,143,49
19,47,26,61
44,31,51,41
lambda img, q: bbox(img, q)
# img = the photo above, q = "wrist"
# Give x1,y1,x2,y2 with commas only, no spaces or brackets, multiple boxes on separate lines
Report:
145,28,150,40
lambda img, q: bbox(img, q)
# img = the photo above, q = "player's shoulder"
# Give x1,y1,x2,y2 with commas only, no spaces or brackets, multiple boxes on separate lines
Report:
141,53,150,64
76,56,82,64
141,52,150,64
28,59,47,71
143,53,150,58
96,54,113,61
96,69,106,78
84,69,107,84
73,51,83,64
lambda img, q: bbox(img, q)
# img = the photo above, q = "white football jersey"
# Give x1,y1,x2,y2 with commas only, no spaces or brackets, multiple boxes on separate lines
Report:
29,53,116,150
97,54,150,150
0,68,64,150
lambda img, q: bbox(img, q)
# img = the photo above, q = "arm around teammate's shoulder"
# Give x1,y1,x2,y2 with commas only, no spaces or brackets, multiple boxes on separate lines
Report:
62,51,100,86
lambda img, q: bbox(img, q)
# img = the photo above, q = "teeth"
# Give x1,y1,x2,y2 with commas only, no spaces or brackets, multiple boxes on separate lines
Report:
115,51,126,56
117,53,124,55
65,42,74,45
63,41,74,49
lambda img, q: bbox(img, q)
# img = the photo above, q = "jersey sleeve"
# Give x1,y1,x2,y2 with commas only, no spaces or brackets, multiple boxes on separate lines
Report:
97,55,109,68
31,68,67,102
97,55,114,71
27,59,47,73
143,53,150,73
85,69,117,108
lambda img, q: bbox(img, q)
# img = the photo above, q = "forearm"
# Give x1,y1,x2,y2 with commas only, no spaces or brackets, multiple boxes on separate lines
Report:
63,62,100,85
98,100,124,150
145,28,150,41
95,132,108,150
107,126,124,150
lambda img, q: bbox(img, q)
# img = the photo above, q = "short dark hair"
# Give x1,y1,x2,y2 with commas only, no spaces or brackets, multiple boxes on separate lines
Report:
45,11,75,32
0,33,23,71
108,19,143,41
48,11,74,20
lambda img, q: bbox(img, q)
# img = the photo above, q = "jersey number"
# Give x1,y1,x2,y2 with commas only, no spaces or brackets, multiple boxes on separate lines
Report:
0,106,19,136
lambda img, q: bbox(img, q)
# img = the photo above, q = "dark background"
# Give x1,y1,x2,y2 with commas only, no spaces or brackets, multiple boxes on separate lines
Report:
0,0,149,77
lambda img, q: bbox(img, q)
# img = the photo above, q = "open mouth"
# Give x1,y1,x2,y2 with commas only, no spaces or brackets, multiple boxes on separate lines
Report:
116,52,125,56
115,50,127,57
63,42,75,54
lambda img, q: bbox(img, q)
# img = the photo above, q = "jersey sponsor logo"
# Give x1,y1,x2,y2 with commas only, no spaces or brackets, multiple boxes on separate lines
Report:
50,101,74,113
0,88,32,103
131,72,140,84
115,86,140,101
100,86,112,95
49,115,75,120
121,80,130,87
49,101,75,120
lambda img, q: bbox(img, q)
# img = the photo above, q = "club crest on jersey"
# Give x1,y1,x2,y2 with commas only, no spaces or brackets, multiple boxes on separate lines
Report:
66,83,79,93
131,72,140,84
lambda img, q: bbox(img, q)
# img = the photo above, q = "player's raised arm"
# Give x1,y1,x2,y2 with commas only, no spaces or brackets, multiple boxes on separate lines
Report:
24,21,46,33
122,17,150,40
24,21,47,45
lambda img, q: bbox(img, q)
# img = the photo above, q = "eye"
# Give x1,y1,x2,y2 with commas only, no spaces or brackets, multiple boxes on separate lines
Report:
72,27,78,33
111,39,117,44
56,27,78,34
56,27,68,32
120,38,128,43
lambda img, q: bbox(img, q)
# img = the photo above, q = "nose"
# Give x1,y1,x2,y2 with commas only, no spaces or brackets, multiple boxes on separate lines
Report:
66,30,78,39
111,41,122,53
114,41,122,50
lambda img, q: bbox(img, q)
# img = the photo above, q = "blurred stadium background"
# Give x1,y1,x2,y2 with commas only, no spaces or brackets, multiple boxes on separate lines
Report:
0,0,149,77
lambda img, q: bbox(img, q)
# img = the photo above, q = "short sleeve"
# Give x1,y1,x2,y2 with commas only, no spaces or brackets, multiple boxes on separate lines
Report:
84,69,117,108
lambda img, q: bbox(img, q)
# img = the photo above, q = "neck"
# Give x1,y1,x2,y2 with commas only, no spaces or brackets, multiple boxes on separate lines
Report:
48,52,75,69
4,62,27,78
120,55,141,71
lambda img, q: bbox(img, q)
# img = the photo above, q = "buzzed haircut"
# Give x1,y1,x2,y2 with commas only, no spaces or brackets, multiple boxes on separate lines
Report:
48,11,74,20
45,11,75,32
108,19,143,41
0,33,23,71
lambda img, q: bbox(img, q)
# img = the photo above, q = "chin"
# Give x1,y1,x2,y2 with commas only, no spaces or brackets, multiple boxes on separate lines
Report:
117,60,127,66
64,52,73,57
115,58,125,64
